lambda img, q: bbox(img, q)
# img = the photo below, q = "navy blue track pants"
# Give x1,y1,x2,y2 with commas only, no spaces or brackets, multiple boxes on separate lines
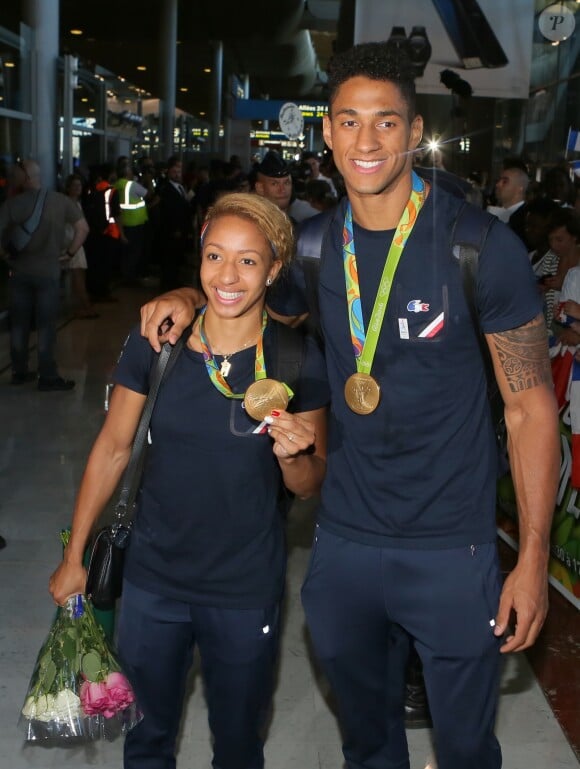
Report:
117,581,280,769
301,525,503,769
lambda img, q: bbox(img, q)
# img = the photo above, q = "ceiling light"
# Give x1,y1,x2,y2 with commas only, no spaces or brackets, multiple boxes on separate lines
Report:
124,99,132,104
4,61,15,68
137,65,147,71
89,108,95,112
70,29,83,36
81,97,88,102
203,68,211,73
180,87,188,92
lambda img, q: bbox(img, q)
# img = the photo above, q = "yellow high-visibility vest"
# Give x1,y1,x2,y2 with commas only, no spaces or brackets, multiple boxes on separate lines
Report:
115,178,148,227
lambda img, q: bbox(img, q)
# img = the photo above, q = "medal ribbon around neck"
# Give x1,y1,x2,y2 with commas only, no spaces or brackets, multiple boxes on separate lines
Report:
198,307,268,399
343,170,427,374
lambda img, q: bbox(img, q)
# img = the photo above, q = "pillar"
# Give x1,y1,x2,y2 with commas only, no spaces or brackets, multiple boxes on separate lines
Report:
159,0,178,159
210,41,223,155
23,0,59,188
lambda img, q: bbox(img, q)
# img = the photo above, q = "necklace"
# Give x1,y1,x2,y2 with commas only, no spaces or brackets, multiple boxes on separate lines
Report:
218,350,248,378
204,329,261,379
218,337,258,377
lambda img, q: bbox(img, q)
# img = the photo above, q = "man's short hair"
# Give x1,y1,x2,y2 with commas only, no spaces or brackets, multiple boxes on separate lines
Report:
326,42,416,119
502,157,528,174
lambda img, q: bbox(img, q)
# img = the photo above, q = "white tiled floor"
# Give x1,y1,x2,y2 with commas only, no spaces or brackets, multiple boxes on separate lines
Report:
0,286,577,768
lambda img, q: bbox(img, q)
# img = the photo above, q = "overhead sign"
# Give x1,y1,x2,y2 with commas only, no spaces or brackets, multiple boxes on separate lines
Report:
354,0,535,99
233,99,328,122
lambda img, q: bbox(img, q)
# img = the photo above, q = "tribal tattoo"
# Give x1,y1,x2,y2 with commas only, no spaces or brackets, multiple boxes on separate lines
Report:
490,315,552,393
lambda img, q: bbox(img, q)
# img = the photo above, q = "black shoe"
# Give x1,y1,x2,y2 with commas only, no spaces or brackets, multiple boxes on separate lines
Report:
10,372,37,385
38,377,75,392
404,649,432,729
404,682,433,728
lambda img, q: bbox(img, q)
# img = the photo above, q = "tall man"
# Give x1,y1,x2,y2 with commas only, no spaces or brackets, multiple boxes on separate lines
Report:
0,160,88,390
139,44,559,769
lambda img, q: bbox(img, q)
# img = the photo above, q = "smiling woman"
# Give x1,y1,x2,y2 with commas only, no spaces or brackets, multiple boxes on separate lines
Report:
48,191,329,769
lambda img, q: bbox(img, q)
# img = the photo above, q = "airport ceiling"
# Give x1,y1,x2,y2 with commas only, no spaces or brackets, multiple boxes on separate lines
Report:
5,0,357,118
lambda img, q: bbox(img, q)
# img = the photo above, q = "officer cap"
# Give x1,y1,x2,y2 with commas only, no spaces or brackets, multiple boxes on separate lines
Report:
257,151,290,178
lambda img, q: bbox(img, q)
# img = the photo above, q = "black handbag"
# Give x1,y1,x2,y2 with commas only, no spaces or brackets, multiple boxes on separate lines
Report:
85,524,132,610
86,337,184,609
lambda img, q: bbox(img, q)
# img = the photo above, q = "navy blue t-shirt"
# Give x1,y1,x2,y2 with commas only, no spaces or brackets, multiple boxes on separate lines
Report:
270,189,542,549
113,320,329,607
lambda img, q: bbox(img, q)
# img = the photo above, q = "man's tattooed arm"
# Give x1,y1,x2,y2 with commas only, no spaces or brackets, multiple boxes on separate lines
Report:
489,315,552,393
485,313,559,654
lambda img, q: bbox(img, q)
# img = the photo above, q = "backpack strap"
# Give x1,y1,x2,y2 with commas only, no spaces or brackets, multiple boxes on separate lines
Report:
271,321,306,402
296,209,336,340
452,203,509,474
451,202,497,370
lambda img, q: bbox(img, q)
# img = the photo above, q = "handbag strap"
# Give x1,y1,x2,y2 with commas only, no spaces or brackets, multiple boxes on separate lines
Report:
113,337,184,524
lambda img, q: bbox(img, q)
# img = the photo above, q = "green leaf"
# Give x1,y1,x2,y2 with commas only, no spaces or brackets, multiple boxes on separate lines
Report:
38,659,57,692
62,634,76,663
39,650,53,670
81,650,102,681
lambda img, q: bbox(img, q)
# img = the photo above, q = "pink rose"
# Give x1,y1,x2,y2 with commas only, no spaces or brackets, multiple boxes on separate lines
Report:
105,672,135,712
80,680,117,717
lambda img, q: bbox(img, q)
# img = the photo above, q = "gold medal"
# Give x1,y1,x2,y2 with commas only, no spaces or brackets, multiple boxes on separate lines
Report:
344,372,381,415
244,379,289,421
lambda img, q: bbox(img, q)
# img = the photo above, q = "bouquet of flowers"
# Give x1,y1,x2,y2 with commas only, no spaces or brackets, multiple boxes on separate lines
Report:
19,537,141,741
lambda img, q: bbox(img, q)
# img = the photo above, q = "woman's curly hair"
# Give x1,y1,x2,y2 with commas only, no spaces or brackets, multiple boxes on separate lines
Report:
202,193,295,271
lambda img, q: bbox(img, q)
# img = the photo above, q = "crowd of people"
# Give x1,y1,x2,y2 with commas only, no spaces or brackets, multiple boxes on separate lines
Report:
1,36,577,769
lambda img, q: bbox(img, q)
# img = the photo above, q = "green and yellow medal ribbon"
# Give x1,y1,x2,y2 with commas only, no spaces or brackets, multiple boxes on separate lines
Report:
343,171,427,374
197,308,294,402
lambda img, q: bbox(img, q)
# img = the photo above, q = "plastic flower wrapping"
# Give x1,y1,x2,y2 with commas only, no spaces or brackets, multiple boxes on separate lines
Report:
19,592,142,741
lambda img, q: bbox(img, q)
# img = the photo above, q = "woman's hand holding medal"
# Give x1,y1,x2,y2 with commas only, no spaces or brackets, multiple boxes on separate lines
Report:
264,410,315,460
